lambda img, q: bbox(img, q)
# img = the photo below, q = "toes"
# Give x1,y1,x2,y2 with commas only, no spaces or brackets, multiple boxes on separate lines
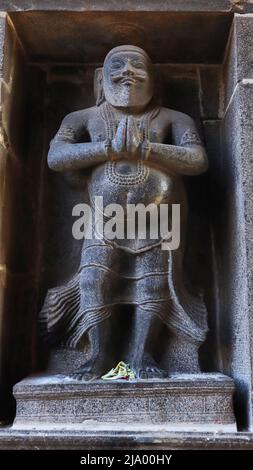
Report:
139,367,168,379
152,367,168,378
75,373,94,381
147,368,160,379
80,374,94,381
139,369,148,380
149,368,164,379
69,371,96,381
70,372,84,381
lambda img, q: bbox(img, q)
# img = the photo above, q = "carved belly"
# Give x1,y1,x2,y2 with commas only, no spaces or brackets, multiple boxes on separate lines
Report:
89,160,175,208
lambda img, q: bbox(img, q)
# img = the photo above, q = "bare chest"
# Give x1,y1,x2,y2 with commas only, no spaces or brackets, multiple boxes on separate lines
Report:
86,114,171,145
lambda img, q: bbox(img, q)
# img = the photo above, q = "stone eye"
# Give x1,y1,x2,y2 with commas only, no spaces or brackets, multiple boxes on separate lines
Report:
110,60,123,70
132,61,145,69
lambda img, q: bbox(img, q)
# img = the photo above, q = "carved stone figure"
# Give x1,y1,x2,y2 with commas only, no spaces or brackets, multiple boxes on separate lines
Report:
40,45,209,380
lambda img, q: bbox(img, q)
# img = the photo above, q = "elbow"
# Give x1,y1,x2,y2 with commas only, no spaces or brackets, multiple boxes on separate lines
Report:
48,157,61,172
47,147,64,172
195,156,209,175
198,150,209,174
186,148,209,176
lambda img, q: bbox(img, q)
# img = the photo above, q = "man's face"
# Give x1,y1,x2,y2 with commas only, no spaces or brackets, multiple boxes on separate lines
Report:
103,51,154,109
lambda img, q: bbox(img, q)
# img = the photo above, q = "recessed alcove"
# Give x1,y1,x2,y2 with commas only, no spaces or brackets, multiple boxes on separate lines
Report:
0,8,251,435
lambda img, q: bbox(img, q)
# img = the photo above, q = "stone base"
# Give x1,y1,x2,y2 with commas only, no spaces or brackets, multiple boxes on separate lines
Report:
3,428,253,450
13,373,236,432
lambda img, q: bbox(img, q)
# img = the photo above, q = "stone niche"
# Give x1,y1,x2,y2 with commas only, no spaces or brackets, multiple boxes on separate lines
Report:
0,2,253,449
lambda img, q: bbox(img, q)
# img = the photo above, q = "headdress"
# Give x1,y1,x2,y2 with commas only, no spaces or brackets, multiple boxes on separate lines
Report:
103,45,151,65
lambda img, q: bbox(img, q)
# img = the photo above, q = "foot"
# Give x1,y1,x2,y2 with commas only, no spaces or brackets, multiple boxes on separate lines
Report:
132,355,168,380
138,364,168,379
69,361,105,381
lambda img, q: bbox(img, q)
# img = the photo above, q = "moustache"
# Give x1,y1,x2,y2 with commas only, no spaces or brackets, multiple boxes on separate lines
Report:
110,73,146,84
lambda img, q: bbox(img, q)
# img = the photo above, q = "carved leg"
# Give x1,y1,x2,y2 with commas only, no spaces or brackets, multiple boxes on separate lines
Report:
70,263,116,381
128,307,168,379
70,317,112,381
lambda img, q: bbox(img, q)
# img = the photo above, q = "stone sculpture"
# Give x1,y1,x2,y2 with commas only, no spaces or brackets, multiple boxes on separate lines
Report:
40,45,209,380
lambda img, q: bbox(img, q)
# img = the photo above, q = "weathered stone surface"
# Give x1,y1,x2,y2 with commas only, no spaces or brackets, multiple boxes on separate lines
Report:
0,1,238,13
198,119,223,372
9,10,232,64
159,65,201,117
0,11,10,422
199,66,222,119
13,374,236,428
220,81,253,430
222,14,253,108
0,13,47,421
0,13,7,79
39,44,210,382
0,24,220,421
0,0,252,448
240,1,253,13
0,428,253,450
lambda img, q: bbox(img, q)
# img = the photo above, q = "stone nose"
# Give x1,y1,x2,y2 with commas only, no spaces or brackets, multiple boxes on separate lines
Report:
122,60,135,76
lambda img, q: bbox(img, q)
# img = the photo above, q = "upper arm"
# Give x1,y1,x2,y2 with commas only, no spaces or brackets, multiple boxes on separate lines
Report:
171,110,208,174
171,112,202,148
50,110,88,147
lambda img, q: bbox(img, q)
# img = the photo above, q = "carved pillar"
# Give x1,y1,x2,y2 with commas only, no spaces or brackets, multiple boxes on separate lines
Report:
221,13,253,431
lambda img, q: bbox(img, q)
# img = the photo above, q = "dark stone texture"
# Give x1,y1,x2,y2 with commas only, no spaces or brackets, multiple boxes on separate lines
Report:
0,18,14,84
0,15,47,421
39,46,210,381
9,10,232,64
220,82,253,430
199,67,222,119
0,6,226,423
13,373,235,427
0,1,237,13
222,16,237,110
0,55,219,421
244,2,253,13
200,120,223,372
42,62,212,291
1,429,253,450
0,0,252,445
4,429,253,450
47,348,90,374
159,66,200,117
0,13,7,266
223,14,253,108
0,13,6,79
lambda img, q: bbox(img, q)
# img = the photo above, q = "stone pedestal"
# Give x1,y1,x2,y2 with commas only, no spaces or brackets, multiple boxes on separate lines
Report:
13,373,236,432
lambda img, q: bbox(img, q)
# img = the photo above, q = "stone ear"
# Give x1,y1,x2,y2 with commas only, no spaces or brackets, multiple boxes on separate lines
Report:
94,67,105,106
152,65,162,106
